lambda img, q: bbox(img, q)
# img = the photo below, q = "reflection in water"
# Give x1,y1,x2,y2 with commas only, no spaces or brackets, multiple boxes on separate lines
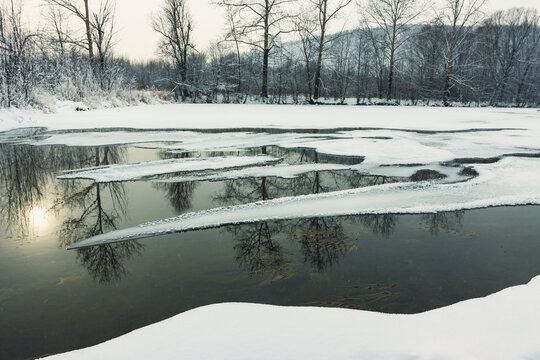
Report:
0,140,469,285
360,214,399,239
154,151,198,213
0,142,142,283
76,242,144,284
214,147,363,274
421,211,464,236
228,221,291,279
52,146,143,283
0,144,50,232
293,217,350,273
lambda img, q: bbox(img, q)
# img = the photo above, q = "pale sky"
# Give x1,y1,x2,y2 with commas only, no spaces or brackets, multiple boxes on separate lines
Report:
24,0,540,62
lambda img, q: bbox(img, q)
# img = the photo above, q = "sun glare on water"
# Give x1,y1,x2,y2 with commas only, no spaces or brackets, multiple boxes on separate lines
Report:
29,207,50,229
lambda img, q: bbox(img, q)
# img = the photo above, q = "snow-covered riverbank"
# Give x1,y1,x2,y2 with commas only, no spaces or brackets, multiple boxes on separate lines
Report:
41,275,540,360
1,103,538,133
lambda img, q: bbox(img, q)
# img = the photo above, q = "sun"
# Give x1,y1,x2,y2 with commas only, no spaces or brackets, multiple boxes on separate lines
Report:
29,206,48,228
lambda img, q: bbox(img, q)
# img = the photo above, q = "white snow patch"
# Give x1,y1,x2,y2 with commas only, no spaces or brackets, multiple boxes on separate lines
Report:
58,155,279,183
69,157,540,248
41,275,540,360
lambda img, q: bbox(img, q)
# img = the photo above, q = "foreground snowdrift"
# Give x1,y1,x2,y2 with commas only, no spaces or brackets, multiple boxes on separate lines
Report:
70,157,540,248
42,275,540,360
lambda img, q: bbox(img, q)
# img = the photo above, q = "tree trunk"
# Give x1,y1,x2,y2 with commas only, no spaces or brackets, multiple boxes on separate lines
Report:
386,25,397,101
261,47,269,99
443,19,458,107
261,5,269,100
313,29,325,100
515,62,531,103
84,0,93,60
313,1,327,100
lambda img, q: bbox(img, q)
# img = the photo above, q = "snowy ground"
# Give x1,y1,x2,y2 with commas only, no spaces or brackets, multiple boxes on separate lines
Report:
1,103,539,133
41,276,540,360
2,104,540,359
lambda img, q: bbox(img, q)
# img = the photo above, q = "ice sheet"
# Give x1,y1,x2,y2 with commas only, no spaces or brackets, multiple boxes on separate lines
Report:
153,163,354,182
26,128,540,169
69,157,540,248
58,155,279,183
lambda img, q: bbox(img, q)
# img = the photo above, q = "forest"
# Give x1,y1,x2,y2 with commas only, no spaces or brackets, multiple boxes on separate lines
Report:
0,0,539,108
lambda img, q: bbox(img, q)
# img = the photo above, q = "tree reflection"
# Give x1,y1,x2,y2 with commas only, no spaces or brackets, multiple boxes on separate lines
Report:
293,217,350,272
153,151,198,213
0,144,50,232
53,146,143,284
227,221,290,279
215,147,357,274
76,242,144,284
0,143,97,232
360,214,398,239
421,211,464,236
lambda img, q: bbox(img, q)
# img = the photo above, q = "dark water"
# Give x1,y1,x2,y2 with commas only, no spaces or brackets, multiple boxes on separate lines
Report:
1,139,540,359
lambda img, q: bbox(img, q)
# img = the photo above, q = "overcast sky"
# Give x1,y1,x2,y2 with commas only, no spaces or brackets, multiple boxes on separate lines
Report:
26,0,540,62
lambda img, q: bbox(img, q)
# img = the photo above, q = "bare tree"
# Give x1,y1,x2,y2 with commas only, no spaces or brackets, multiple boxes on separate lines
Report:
47,7,69,55
216,0,296,99
152,0,194,99
310,0,352,100
437,0,486,106
91,0,115,87
359,0,424,100
45,0,94,60
223,7,243,92
515,13,540,103
0,0,38,106
363,23,388,99
294,12,317,98
482,8,538,104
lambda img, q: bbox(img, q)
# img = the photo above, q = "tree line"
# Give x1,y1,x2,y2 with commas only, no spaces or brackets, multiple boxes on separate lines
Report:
1,0,539,108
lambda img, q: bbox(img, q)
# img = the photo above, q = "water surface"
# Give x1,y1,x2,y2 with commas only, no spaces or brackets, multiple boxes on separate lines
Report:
1,137,539,359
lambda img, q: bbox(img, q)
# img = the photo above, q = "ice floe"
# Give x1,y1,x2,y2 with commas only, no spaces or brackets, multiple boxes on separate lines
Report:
58,155,279,183
152,163,354,183
25,128,540,170
69,157,540,248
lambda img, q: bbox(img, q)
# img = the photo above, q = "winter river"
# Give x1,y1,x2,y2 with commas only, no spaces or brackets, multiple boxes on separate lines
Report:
1,124,540,359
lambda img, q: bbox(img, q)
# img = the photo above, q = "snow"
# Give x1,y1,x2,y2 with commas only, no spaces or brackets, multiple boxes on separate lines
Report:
153,163,354,183
2,103,538,133
41,275,540,360
58,155,279,183
69,157,540,248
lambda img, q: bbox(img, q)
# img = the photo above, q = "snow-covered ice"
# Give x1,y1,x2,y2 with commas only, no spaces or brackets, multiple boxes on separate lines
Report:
2,103,538,133
40,275,540,360
58,155,279,183
69,157,540,248
153,163,354,183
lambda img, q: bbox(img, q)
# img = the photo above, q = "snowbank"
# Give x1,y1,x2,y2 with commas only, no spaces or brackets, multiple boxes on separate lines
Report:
41,275,540,360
